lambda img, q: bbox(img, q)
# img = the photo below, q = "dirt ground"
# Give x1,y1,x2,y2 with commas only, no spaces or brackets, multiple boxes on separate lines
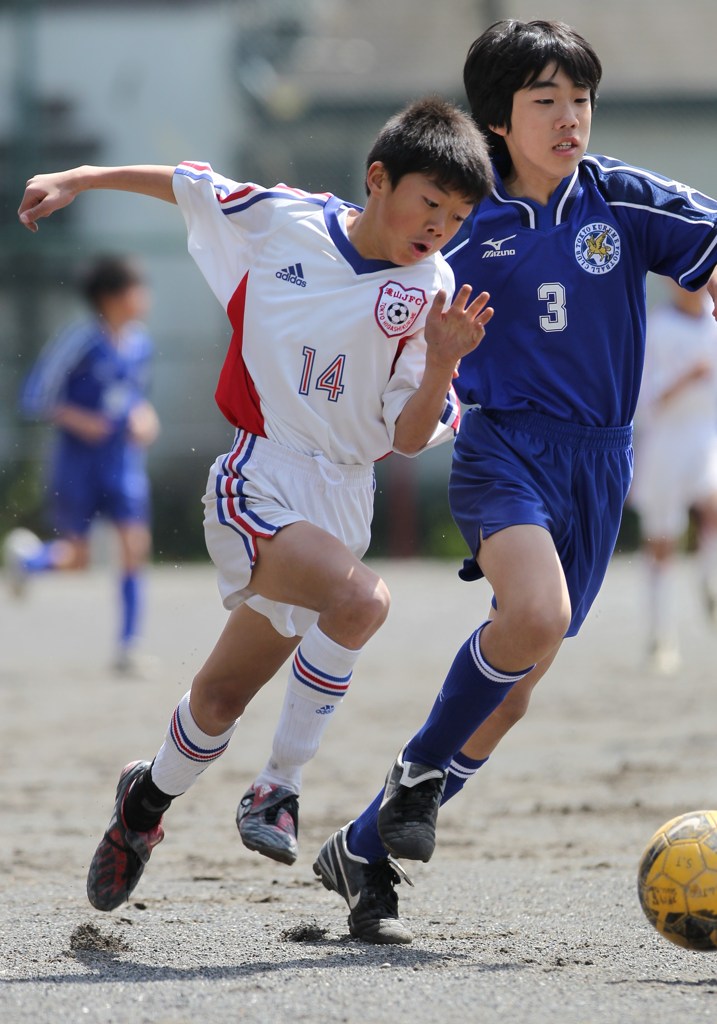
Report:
2,554,717,1024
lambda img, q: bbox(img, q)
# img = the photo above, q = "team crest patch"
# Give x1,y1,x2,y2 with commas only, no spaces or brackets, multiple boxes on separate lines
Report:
574,222,621,275
375,281,426,338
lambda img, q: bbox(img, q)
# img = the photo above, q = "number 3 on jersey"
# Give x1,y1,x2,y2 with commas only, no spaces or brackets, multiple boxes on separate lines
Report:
538,282,567,332
299,345,346,402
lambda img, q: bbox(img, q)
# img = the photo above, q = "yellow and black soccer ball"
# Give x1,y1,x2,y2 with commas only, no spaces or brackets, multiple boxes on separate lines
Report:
637,810,717,951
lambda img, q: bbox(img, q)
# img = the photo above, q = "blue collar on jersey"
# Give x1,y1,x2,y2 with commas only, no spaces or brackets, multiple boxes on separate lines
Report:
443,162,584,258
323,195,400,275
488,164,583,230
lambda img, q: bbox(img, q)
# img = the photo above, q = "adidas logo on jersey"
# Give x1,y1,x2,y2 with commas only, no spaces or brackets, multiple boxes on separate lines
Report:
276,263,307,287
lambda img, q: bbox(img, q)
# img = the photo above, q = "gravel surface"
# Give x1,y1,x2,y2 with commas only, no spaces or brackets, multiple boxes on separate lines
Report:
2,556,717,1023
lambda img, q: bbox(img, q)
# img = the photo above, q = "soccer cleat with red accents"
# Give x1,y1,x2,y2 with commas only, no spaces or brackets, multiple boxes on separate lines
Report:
237,782,299,865
86,760,165,912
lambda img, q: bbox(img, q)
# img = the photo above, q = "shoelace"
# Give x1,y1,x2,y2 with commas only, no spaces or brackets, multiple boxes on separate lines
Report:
363,858,414,914
393,777,444,820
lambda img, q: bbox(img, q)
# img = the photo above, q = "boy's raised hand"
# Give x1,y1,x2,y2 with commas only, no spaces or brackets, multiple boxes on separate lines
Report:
424,284,494,375
18,170,80,232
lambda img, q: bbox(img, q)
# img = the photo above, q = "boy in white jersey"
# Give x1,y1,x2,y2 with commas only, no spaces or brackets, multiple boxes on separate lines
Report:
18,97,494,911
631,281,717,672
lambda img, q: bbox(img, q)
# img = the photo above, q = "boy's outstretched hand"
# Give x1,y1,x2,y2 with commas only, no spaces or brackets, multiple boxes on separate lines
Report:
18,170,81,232
424,284,494,376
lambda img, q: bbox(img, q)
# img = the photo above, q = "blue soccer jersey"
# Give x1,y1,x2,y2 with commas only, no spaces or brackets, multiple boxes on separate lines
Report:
21,317,154,531
22,317,153,438
446,155,717,426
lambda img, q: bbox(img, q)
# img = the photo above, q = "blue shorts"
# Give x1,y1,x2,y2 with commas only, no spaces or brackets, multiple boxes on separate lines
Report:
449,407,634,637
50,441,150,536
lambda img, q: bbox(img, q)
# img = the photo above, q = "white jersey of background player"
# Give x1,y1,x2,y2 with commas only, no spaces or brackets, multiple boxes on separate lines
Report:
16,97,496,906
632,280,717,672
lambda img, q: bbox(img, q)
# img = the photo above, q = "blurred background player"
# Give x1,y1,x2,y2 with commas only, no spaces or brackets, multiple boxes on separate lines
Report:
630,280,717,674
2,255,160,675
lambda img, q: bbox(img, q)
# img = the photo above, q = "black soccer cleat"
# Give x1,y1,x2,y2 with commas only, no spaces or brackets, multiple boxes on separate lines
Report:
377,748,447,862
313,823,413,944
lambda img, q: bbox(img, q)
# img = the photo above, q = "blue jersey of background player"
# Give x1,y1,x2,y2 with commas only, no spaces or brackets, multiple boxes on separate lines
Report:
24,293,154,522
313,19,717,945
3,255,160,675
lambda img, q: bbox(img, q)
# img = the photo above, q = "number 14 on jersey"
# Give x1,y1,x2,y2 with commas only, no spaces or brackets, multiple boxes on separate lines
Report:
299,346,346,402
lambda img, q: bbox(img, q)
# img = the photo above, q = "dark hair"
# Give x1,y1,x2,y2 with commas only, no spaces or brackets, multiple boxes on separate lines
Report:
80,255,145,310
464,20,602,169
365,96,493,204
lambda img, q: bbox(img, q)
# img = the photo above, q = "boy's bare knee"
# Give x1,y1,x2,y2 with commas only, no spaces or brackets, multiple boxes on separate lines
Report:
368,576,391,628
326,572,390,646
190,675,248,731
509,598,569,654
350,574,390,630
67,548,90,571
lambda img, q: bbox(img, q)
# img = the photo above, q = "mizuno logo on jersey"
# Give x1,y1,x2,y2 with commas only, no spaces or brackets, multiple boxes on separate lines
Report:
481,235,516,258
276,263,307,287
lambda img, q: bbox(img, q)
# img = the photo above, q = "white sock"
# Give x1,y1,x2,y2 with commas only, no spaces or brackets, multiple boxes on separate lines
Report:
151,691,238,796
646,557,677,651
255,624,361,793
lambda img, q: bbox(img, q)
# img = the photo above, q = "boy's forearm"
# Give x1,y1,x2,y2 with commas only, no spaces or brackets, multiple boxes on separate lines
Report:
392,364,456,455
18,164,177,231
51,404,112,443
71,165,177,203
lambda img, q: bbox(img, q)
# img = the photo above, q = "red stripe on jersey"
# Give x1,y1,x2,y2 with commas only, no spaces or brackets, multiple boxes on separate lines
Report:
215,274,266,436
218,185,255,204
274,183,310,197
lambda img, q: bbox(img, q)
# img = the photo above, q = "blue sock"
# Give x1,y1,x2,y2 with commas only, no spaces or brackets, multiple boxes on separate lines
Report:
404,623,532,770
442,751,488,802
347,753,489,862
120,572,143,648
23,543,57,573
347,625,531,864
347,791,386,862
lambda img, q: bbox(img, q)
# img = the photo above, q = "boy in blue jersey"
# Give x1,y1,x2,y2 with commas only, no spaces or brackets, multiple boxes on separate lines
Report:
3,255,159,674
314,19,717,944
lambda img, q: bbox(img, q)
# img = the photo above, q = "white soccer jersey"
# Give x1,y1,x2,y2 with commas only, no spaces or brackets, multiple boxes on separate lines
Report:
172,162,460,465
638,301,717,431
631,300,717,535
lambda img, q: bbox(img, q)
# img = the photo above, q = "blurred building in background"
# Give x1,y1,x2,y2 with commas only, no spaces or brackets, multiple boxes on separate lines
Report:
2,0,717,560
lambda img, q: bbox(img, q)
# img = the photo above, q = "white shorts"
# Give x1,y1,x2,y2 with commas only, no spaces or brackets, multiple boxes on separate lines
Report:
631,423,717,538
203,429,375,637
